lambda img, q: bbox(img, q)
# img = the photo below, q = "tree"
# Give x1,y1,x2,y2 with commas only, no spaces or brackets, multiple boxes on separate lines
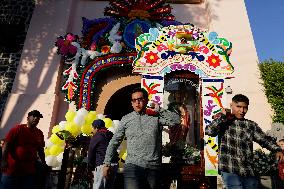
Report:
259,59,284,124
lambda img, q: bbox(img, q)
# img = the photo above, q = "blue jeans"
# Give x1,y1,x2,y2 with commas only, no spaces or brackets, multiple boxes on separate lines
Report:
1,174,35,189
221,171,259,189
124,163,160,189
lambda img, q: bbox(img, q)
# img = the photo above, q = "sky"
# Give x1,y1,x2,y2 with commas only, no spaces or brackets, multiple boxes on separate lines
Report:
244,0,284,62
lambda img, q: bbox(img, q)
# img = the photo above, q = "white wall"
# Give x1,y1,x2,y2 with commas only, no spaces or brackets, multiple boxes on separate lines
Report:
207,0,273,131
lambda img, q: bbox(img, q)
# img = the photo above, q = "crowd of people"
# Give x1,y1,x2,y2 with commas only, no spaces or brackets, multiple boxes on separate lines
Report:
0,90,284,189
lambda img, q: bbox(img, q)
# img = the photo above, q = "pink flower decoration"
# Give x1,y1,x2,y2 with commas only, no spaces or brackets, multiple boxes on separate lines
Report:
55,33,79,60
90,42,97,51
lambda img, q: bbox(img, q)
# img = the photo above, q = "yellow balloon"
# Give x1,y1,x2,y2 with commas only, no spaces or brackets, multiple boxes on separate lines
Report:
65,122,80,136
65,110,76,122
85,111,97,124
81,124,93,135
52,125,61,134
49,145,63,156
44,148,50,156
103,118,113,128
121,151,127,161
65,122,72,132
50,133,64,146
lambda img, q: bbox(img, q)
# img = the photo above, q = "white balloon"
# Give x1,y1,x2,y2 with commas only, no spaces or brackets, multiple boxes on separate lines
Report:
46,155,63,168
77,108,88,117
46,155,56,167
97,114,105,120
57,152,64,162
45,139,53,148
113,120,120,129
73,115,85,126
59,121,67,130
52,158,60,168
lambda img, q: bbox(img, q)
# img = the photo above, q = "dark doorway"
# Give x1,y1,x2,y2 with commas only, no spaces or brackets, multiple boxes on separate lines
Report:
104,83,140,120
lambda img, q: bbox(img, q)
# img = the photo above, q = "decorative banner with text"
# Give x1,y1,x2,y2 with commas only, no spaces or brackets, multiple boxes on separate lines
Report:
202,78,225,176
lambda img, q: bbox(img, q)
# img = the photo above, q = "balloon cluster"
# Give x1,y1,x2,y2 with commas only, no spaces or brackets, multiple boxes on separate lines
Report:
44,108,120,169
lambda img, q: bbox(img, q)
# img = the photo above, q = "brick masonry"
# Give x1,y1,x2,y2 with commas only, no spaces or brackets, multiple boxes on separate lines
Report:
0,0,35,121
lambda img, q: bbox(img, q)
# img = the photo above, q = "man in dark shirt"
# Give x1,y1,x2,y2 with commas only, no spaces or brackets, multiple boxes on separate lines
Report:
205,94,284,189
88,119,118,189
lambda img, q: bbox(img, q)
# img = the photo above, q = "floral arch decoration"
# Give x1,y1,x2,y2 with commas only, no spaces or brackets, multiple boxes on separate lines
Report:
133,24,234,77
54,0,182,109
134,24,234,176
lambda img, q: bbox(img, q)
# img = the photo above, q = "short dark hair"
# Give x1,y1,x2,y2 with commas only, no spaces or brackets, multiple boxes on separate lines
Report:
232,94,249,105
131,88,148,99
92,119,105,129
28,110,43,118
279,139,284,143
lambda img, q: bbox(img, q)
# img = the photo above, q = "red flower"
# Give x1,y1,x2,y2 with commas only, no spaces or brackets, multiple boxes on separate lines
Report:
206,54,222,68
145,52,159,65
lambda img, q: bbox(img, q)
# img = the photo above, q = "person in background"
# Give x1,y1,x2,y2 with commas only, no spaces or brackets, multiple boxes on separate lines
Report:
275,139,284,188
205,94,284,189
103,88,180,189
88,119,119,189
278,139,284,151
0,110,47,189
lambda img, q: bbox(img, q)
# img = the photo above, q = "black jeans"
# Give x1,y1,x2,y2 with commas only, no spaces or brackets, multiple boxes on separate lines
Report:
124,163,160,189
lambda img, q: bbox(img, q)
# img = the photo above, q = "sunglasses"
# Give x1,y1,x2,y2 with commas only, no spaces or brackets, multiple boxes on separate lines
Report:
131,98,145,103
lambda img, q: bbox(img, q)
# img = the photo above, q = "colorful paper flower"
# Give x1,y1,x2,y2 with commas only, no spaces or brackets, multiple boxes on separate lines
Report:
145,52,159,65
101,45,111,54
206,54,222,68
55,33,78,60
90,42,97,51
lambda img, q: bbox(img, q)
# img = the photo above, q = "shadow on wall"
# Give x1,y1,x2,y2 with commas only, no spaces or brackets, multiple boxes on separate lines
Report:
0,0,36,127
0,0,71,137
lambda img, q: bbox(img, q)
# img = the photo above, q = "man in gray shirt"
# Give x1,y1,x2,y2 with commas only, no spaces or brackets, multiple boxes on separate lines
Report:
103,88,180,189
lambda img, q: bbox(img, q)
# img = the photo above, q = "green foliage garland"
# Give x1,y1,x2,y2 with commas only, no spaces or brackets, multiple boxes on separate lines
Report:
259,59,284,124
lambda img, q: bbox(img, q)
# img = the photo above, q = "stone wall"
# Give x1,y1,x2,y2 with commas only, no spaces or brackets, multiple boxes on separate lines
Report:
0,0,35,121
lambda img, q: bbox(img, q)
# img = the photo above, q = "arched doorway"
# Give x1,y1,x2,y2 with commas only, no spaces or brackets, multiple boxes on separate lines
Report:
104,83,140,120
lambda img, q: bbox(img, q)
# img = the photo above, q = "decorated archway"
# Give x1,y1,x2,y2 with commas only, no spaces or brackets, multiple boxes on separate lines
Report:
52,0,235,186
133,24,234,176
55,0,182,111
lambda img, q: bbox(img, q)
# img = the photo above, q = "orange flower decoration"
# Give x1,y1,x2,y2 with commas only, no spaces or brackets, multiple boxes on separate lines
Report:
206,54,222,68
145,52,159,65
101,45,110,54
